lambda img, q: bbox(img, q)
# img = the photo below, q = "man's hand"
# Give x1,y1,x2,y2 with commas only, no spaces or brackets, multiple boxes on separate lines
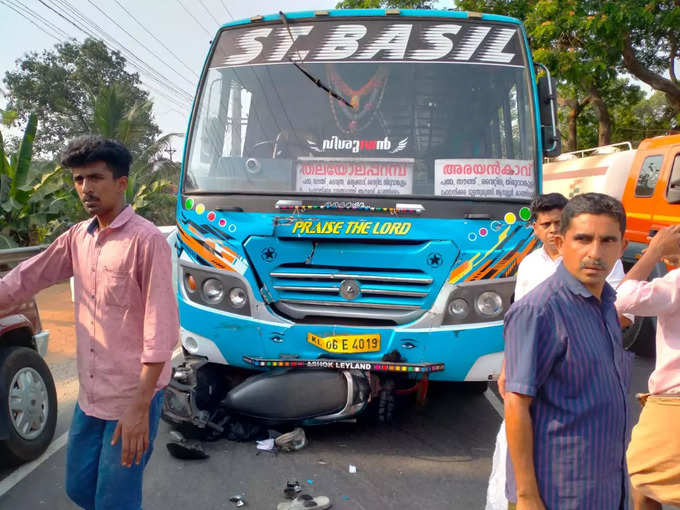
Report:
111,401,150,467
662,254,680,267
647,224,680,259
516,493,547,510
498,359,506,399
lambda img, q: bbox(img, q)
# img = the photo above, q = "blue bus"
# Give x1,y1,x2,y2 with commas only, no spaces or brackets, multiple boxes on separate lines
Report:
163,8,560,429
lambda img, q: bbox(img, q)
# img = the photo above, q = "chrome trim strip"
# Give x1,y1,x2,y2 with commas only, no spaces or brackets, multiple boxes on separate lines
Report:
273,286,428,297
280,299,420,310
270,272,432,284
274,285,339,293
361,288,428,297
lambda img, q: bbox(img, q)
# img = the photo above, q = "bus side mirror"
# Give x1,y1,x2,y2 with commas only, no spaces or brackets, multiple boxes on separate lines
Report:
537,74,562,158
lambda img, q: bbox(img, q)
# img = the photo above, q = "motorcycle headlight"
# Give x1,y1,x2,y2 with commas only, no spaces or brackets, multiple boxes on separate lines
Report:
448,298,470,319
202,278,225,304
476,291,503,317
229,287,248,309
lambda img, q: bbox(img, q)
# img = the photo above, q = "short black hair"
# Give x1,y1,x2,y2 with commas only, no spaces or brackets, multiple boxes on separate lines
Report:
60,135,132,178
560,193,626,236
530,193,568,221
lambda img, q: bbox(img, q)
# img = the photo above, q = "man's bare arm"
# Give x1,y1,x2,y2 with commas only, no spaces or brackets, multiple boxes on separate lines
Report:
111,362,165,467
505,392,546,509
624,225,680,283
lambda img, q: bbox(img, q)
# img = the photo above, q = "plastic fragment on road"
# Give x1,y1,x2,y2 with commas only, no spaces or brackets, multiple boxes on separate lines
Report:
229,495,246,507
275,427,307,452
349,464,357,473
256,438,276,451
277,494,331,510
284,480,302,499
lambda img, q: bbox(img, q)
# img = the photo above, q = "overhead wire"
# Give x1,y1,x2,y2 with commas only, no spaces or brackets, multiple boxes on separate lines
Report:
8,0,72,40
111,0,199,79
218,0,234,21
39,0,193,105
197,0,221,26
1,0,64,42
52,0,193,101
175,0,212,37
35,0,192,116
84,0,197,88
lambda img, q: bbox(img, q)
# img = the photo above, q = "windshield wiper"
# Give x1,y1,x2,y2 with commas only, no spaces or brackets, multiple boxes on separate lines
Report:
278,11,354,110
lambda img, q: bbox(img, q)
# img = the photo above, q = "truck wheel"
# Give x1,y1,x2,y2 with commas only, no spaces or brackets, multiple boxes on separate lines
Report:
0,347,58,465
623,317,656,359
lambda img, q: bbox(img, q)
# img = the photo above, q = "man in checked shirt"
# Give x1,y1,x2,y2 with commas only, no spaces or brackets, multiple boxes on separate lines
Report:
0,136,179,510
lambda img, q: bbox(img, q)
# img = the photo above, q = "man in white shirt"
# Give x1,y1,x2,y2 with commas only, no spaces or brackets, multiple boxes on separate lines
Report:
485,193,628,510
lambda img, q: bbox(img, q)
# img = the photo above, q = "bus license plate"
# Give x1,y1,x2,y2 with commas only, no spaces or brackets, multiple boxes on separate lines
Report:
307,333,380,354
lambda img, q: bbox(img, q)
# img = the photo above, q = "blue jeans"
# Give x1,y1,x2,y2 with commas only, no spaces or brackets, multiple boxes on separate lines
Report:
65,391,163,510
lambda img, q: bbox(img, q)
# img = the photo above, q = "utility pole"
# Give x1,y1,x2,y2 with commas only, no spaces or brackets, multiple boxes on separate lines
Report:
165,147,177,161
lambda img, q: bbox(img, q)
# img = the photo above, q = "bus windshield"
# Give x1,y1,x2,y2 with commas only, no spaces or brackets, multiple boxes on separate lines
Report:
184,18,537,201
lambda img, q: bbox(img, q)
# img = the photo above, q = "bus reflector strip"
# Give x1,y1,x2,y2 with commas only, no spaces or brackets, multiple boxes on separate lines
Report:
243,356,444,373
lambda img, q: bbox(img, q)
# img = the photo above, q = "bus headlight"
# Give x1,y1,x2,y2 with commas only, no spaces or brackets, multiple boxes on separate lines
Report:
448,298,470,319
442,277,515,325
202,278,225,304
180,263,253,316
229,287,248,309
476,291,503,317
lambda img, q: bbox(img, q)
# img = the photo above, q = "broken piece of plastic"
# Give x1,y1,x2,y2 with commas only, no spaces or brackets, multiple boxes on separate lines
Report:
277,494,331,510
284,480,302,499
256,438,276,451
166,440,209,460
349,464,357,473
229,495,246,507
275,427,307,452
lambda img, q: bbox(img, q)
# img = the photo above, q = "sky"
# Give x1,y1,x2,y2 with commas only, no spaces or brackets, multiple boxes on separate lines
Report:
0,0,342,157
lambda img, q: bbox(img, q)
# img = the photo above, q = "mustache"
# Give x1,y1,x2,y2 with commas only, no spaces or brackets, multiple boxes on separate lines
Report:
579,259,606,270
82,195,99,201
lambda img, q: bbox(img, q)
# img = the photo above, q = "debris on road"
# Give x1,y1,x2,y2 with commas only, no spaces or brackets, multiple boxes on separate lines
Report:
229,495,247,507
256,438,276,451
274,427,307,452
349,464,357,473
283,480,302,499
277,494,331,510
165,430,209,460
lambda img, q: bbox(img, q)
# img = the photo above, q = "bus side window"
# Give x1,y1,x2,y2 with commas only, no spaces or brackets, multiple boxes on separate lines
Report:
667,154,680,204
634,154,664,197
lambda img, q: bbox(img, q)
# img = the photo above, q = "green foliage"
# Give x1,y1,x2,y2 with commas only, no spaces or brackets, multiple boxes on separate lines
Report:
454,0,680,149
0,114,85,247
3,38,160,158
125,133,180,227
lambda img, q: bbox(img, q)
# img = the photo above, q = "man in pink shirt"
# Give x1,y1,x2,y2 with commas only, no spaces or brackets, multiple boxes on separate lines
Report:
615,223,680,510
0,136,178,510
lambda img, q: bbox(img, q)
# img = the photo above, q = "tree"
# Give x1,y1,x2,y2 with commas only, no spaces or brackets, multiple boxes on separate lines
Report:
593,1,680,114
336,0,433,8
0,113,84,247
455,0,680,116
89,86,180,227
3,38,159,158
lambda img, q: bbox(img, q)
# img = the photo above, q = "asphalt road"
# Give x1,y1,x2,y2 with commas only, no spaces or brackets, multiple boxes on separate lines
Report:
0,282,662,510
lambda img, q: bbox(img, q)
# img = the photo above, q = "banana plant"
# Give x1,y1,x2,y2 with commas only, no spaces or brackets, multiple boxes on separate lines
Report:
1,113,38,247
0,113,83,247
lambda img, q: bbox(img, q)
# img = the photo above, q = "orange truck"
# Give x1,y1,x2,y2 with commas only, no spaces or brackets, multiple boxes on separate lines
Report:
543,134,680,355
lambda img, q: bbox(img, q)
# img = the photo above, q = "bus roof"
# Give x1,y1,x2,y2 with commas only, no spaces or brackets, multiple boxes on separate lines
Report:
217,8,523,32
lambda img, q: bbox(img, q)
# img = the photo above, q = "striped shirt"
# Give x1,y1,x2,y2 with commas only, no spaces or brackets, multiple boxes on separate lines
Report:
504,262,632,509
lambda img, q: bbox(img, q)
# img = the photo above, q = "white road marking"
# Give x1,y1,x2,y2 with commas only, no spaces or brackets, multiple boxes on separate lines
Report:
1,351,182,496
484,388,504,417
0,431,69,497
